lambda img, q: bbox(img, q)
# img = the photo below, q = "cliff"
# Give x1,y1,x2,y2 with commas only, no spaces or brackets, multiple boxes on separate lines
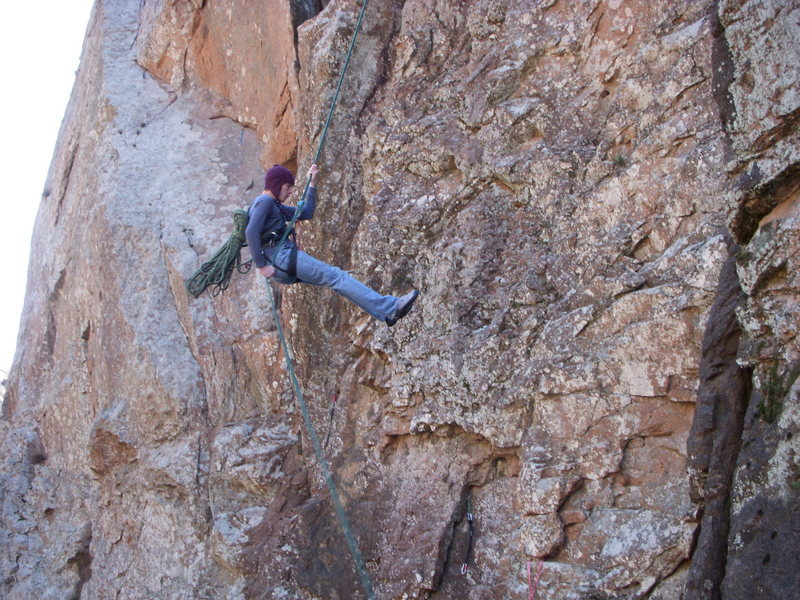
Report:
1,0,798,598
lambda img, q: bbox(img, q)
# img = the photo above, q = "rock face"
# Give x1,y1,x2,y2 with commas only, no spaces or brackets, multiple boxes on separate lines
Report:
1,0,798,598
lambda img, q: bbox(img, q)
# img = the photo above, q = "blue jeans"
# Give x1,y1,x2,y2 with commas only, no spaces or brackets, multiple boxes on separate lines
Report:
269,244,398,321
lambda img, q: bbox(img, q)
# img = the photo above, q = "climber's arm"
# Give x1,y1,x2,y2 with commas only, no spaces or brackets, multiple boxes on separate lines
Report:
245,197,270,268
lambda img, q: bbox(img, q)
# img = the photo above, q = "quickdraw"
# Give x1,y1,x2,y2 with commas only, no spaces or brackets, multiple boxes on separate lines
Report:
461,493,475,575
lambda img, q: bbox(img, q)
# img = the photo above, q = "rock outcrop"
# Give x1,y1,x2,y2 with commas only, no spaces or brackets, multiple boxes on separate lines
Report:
1,0,798,598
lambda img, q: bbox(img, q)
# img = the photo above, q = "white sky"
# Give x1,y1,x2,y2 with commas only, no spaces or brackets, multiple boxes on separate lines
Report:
0,1,95,379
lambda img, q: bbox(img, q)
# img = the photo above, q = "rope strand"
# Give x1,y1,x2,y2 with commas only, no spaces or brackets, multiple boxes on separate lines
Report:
268,0,371,264
265,1,374,598
265,281,374,599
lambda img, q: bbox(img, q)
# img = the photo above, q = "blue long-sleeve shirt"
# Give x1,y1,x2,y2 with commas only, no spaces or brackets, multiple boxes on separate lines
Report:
245,187,317,268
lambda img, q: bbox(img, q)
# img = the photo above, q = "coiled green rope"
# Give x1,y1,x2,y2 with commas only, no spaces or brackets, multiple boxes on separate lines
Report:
185,209,252,298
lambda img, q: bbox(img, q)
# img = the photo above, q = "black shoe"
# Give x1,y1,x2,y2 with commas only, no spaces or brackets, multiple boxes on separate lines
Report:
386,290,419,327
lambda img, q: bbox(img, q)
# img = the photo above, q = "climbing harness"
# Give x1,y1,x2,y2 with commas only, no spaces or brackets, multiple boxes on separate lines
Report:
461,492,475,575
262,222,301,282
264,0,375,598
527,559,544,600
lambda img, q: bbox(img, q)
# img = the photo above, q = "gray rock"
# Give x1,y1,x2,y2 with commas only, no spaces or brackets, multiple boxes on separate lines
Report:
1,0,798,598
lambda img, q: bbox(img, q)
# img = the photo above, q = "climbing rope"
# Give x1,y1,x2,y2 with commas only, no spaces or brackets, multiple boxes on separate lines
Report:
185,209,252,298
264,1,375,598
265,283,374,598
267,0,371,257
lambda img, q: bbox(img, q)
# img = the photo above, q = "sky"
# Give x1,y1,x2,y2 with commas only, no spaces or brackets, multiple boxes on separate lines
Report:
0,1,95,381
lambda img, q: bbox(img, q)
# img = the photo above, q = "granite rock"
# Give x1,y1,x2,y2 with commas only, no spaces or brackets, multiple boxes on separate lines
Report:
1,0,798,598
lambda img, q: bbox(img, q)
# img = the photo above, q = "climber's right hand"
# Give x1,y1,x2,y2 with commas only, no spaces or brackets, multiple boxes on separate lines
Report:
308,164,319,186
259,265,275,278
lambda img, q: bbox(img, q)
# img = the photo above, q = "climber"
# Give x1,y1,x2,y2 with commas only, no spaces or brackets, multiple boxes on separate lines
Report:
246,164,419,326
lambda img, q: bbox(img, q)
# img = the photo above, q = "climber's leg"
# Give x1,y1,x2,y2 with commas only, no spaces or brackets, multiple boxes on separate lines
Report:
271,245,399,321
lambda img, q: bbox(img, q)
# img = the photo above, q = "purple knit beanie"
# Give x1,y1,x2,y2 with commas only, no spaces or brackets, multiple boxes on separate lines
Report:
264,164,295,198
